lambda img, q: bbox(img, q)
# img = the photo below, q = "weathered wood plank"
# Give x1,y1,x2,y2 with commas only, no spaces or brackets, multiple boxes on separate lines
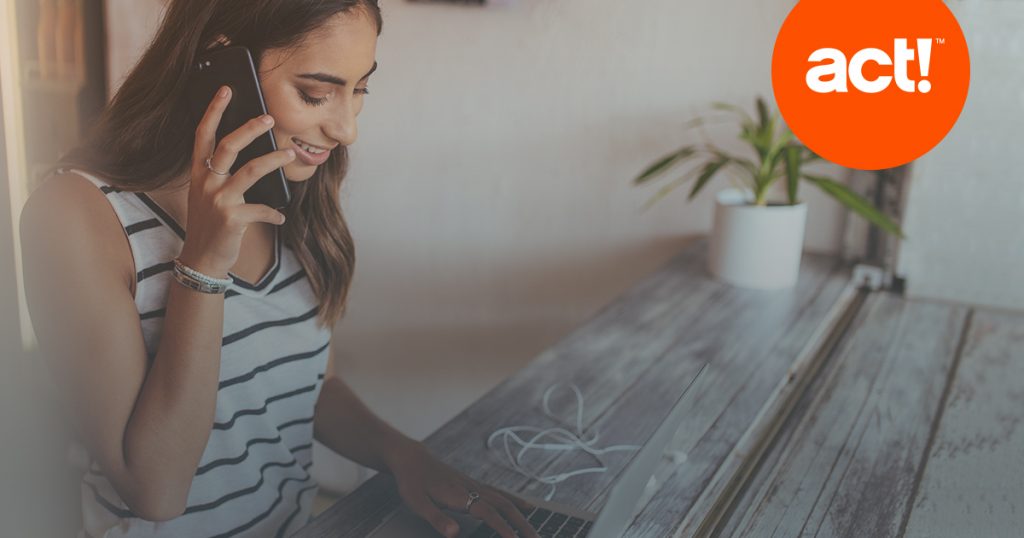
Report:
612,261,854,538
710,297,858,538
296,241,850,537
670,283,867,538
903,307,1024,538
722,294,968,538
511,254,849,511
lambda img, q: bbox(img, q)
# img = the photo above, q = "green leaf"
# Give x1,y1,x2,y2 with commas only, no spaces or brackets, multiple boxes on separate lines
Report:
681,117,706,131
708,147,758,179
640,172,693,211
761,136,792,189
747,99,779,166
633,147,697,185
803,146,823,162
803,174,906,238
756,96,771,132
784,146,801,204
743,126,772,163
688,157,729,200
765,113,778,146
712,101,754,125
774,127,794,151
709,147,758,181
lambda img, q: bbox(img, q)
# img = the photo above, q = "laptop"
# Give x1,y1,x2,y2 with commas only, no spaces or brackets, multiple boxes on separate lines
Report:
368,362,708,538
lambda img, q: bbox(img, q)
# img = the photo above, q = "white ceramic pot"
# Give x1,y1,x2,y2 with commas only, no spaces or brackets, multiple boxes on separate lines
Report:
708,188,808,290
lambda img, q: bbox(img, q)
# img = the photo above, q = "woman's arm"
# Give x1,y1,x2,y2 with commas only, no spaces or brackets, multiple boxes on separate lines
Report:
311,345,539,538
312,343,421,473
20,176,226,521
21,91,289,522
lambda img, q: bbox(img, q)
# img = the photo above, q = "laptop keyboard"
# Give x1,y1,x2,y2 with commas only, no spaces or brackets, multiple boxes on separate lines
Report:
467,507,593,537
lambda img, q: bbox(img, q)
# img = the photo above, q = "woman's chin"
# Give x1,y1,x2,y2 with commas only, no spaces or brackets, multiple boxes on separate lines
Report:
283,163,317,182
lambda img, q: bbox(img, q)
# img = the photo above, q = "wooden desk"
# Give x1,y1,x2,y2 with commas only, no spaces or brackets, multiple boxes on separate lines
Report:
296,239,853,537
717,293,1024,537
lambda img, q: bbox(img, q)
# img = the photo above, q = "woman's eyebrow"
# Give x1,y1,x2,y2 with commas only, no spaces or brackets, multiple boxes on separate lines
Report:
297,61,378,86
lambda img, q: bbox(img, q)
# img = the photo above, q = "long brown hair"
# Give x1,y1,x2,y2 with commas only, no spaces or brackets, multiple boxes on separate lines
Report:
48,0,383,329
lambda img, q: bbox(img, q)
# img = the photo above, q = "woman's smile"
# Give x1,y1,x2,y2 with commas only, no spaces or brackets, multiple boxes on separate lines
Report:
290,136,334,166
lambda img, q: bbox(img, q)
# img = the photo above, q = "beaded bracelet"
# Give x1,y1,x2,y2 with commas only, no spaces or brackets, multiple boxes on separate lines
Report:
172,257,233,294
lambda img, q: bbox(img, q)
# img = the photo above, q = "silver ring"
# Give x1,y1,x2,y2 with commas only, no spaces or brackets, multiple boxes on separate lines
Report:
205,156,229,176
465,490,481,511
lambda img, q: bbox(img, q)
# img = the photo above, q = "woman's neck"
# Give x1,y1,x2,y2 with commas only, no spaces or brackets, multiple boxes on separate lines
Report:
147,174,191,228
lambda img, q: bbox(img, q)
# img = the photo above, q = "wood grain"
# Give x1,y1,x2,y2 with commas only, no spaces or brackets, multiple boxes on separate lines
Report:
295,240,852,537
721,294,969,538
902,307,1024,538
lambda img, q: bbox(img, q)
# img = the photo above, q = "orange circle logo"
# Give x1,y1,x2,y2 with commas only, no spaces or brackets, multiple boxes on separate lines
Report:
772,0,970,170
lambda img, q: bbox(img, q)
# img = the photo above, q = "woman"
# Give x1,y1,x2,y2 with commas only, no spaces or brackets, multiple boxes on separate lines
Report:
19,1,538,536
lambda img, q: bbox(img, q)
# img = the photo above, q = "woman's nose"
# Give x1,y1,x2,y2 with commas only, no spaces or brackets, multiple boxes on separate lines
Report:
325,102,358,147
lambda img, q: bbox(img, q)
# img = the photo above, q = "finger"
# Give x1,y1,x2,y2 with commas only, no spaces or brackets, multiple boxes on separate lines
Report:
484,492,539,538
470,501,518,538
403,492,461,538
209,113,276,182
221,148,296,199
230,203,287,226
193,85,232,175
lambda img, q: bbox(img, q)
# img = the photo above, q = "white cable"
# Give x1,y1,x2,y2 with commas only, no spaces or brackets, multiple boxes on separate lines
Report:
487,383,640,501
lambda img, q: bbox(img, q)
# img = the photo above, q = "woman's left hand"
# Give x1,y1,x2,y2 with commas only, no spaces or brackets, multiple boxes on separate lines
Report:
388,443,540,538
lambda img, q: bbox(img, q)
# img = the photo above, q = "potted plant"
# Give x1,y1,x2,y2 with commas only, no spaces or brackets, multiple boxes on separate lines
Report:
632,96,904,289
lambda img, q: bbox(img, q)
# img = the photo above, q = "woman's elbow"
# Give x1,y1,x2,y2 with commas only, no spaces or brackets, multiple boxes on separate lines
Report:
128,491,187,522
119,479,190,522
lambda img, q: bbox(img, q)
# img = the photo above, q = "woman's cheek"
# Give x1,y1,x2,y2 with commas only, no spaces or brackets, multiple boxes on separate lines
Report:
271,127,288,149
261,84,298,124
271,110,302,147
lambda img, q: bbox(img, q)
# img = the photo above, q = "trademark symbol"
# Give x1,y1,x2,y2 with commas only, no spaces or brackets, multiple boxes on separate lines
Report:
935,37,946,45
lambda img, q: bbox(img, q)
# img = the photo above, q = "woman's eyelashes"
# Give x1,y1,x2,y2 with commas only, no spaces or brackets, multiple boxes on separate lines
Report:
298,90,327,106
297,87,370,107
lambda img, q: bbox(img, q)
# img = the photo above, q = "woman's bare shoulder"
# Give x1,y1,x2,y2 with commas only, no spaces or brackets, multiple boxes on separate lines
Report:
20,171,137,295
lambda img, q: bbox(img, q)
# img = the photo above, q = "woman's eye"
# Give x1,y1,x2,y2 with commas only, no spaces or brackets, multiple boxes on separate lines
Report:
356,87,370,95
298,90,328,107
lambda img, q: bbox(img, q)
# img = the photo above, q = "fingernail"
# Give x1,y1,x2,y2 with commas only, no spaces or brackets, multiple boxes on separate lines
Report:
285,149,295,158
219,86,230,98
261,115,274,125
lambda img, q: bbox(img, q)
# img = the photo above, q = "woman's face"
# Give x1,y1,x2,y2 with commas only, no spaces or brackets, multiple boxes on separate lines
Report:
257,10,379,182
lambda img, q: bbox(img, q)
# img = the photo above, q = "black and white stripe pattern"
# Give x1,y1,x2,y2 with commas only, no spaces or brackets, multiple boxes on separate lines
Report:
65,169,332,538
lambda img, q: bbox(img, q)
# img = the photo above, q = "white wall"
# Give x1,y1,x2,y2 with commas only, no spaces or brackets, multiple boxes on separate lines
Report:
104,0,850,494
897,0,1024,312
104,0,167,94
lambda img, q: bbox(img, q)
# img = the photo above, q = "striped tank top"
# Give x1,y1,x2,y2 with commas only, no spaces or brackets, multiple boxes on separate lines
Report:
60,168,332,538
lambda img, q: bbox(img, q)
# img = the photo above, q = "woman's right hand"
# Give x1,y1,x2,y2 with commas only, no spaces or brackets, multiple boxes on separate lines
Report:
177,85,296,279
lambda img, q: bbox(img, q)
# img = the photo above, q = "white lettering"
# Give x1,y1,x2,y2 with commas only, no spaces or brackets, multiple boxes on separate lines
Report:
893,38,916,92
849,48,892,94
806,48,848,93
806,38,933,94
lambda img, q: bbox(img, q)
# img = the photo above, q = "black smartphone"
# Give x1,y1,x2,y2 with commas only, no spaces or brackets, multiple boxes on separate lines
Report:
185,46,291,210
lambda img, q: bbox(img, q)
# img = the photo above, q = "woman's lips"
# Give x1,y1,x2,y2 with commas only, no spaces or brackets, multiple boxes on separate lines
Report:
290,137,332,166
